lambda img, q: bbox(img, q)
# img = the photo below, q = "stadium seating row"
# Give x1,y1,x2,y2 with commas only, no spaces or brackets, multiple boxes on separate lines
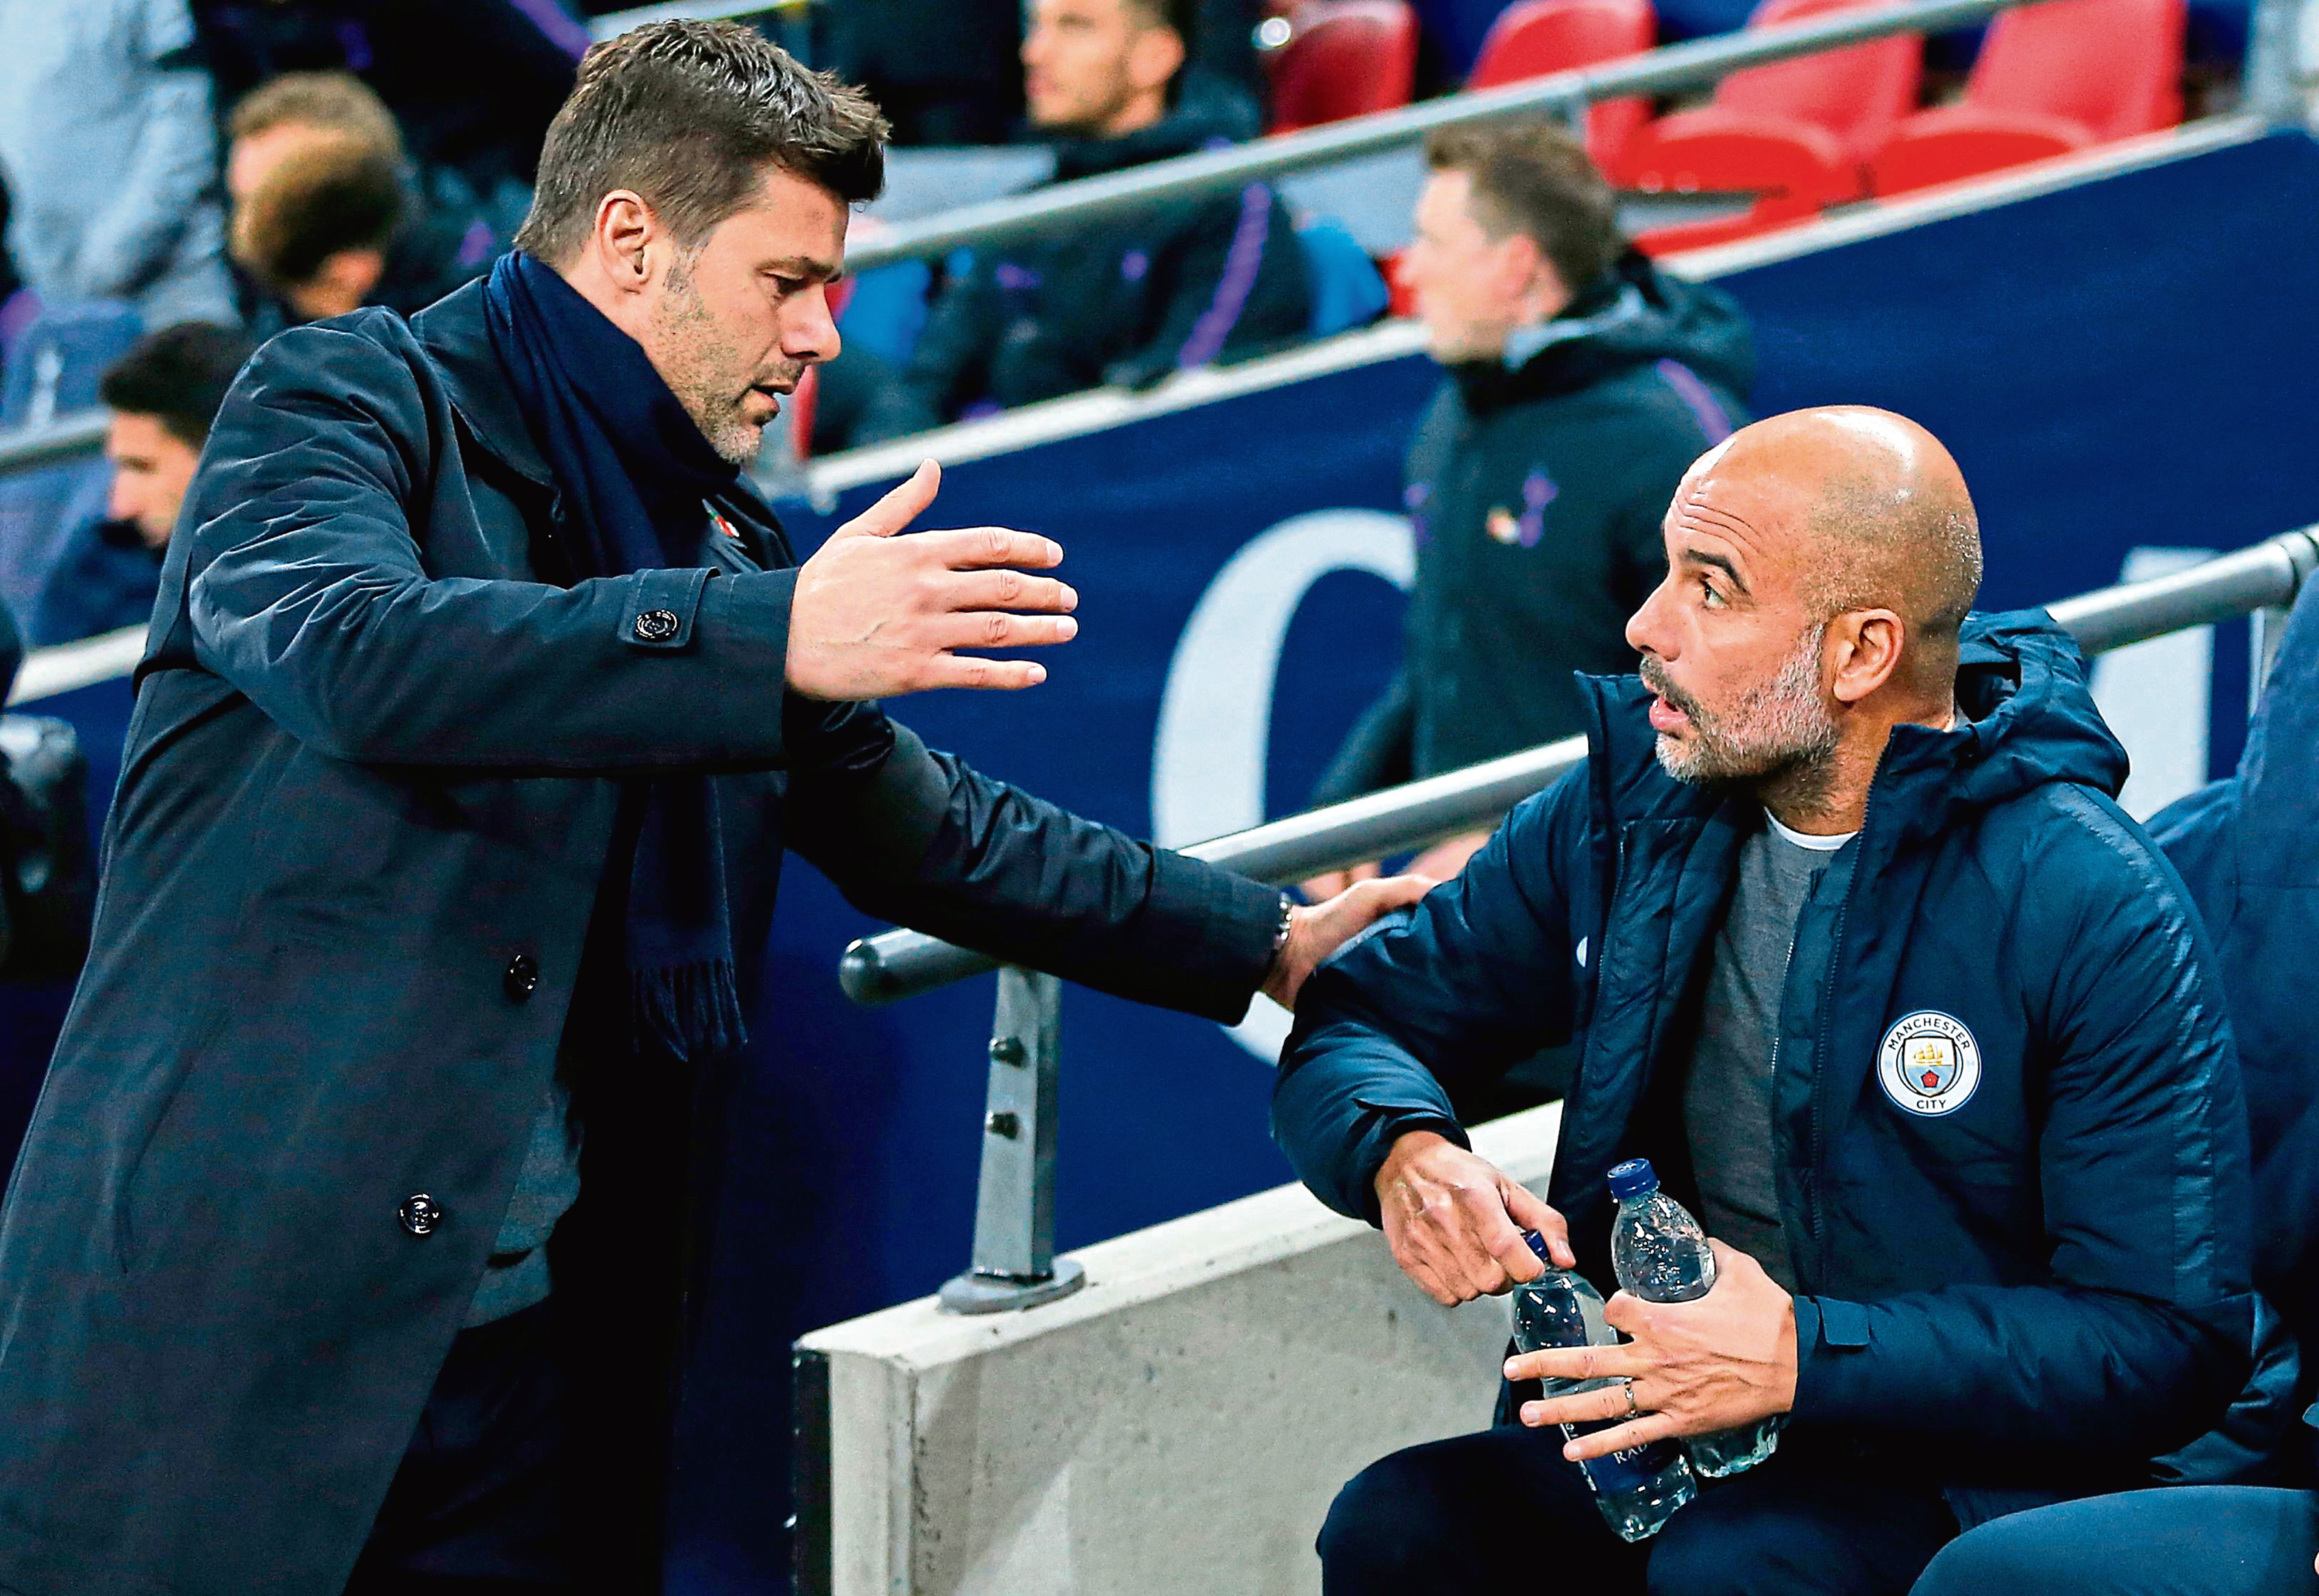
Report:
1262,0,2189,248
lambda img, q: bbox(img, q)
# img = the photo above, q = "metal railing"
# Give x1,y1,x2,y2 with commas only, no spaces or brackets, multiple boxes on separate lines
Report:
851,526,2319,1312
839,0,2031,274
5,0,2293,484
0,411,109,478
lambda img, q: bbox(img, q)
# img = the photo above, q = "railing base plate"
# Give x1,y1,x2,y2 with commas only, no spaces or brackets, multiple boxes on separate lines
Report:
938,1259,1088,1315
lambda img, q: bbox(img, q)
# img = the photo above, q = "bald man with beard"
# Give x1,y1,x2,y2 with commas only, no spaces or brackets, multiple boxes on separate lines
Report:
1276,408,2276,1594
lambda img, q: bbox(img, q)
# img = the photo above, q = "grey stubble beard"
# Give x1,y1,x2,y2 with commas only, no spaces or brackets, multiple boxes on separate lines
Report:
1646,621,1841,815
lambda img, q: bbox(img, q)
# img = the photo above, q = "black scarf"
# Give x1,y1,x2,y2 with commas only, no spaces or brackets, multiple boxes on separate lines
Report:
482,250,747,1060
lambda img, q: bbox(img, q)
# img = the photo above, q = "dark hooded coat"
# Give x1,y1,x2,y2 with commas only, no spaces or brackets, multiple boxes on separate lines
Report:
1279,614,2275,1523
0,281,1285,1595
2152,570,2319,1482
1315,254,1754,803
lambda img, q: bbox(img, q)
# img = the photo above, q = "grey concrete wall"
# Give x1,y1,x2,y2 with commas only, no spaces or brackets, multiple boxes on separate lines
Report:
795,1101,1563,1595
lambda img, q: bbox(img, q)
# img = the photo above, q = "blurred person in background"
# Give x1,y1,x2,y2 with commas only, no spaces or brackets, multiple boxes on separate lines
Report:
1306,121,1752,895
231,131,490,329
22,322,252,645
824,0,1029,146
0,23,1422,1593
865,0,1310,436
0,0,237,325
826,0,1266,148
192,0,582,218
226,73,497,331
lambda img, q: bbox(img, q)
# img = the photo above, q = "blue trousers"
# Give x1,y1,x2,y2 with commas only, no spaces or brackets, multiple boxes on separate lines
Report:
342,1300,578,1594
1320,1423,1960,1595
1910,1487,2319,1596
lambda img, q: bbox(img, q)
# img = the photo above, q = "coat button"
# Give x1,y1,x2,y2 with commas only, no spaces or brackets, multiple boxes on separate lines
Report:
633,608,679,642
504,953,539,1001
399,1193,444,1237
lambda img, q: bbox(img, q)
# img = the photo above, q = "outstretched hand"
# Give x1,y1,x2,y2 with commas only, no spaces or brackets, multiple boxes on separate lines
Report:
785,460,1081,700
1263,873,1435,1011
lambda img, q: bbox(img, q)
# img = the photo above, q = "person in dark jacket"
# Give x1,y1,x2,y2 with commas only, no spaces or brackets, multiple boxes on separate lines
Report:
1904,553,2319,1594
225,73,496,332
230,131,489,326
877,0,1310,434
0,26,1422,1595
1281,408,2266,1594
1309,119,1752,894
23,321,255,646
193,0,583,203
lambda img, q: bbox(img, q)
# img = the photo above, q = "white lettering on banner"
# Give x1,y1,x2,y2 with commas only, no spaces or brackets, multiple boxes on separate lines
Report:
1152,510,1415,1063
2089,546,2216,821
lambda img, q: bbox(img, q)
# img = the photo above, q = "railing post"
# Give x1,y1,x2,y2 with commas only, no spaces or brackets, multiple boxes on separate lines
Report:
2246,0,2318,124
938,966,1088,1314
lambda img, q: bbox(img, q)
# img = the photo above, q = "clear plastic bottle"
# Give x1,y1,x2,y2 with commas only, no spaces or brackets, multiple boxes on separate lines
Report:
1510,1231,1698,1541
1606,1159,1783,1478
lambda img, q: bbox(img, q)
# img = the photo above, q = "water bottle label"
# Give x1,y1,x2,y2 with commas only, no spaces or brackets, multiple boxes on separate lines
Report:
1568,1418,1681,1494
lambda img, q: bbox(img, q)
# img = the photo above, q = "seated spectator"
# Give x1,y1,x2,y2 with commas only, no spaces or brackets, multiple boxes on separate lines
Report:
226,74,494,328
26,322,253,645
1904,563,2319,1595
1277,407,2273,1594
1305,120,1752,896
0,0,236,325
191,0,580,211
877,0,1313,434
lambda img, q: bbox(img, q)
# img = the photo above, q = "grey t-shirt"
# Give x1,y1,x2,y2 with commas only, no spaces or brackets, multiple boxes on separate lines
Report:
1681,815,1851,1295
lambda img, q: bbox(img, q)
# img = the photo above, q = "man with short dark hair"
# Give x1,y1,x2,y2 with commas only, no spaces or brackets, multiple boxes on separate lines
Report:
0,24,1419,1593
21,322,253,644
1307,120,1752,897
878,0,1311,430
1282,408,2268,1594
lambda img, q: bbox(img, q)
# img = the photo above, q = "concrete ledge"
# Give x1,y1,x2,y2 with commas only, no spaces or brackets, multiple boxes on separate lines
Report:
794,1101,1562,1595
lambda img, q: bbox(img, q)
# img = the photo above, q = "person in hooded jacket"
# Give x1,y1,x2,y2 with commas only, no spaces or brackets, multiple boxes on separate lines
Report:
1306,119,1752,896
1282,407,2274,1594
1902,547,2319,1596
873,0,1309,434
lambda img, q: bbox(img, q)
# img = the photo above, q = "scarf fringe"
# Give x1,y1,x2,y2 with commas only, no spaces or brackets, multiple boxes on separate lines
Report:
631,960,747,1060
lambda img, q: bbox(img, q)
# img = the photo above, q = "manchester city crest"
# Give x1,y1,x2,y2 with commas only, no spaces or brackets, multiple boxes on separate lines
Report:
1876,1011,1982,1117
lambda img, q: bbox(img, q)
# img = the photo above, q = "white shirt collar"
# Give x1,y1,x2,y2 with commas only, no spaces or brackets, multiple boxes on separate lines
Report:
1765,809,1856,852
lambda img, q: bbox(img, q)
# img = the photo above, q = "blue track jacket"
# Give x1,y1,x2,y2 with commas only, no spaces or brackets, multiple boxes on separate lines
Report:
1277,612,2259,1512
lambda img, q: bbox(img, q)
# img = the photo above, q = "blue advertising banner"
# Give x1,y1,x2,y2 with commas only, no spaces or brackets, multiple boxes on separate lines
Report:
5,129,2317,1591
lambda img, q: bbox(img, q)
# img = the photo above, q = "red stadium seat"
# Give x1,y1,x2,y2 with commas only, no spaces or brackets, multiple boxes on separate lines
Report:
1711,0,1924,167
1264,0,1420,132
1466,0,1659,168
1613,111,1856,252
1870,0,2185,196
1611,0,1921,248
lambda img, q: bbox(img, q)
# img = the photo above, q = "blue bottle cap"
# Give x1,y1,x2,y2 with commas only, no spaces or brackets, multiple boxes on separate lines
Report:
1606,1159,1660,1199
1522,1230,1551,1264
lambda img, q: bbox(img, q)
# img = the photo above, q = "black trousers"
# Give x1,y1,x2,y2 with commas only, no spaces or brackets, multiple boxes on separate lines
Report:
1910,1487,2319,1595
343,1301,577,1594
1319,1423,1960,1596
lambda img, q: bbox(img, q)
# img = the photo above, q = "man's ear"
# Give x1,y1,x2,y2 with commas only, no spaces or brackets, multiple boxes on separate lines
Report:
1127,24,1187,96
591,189,660,292
1827,609,1906,706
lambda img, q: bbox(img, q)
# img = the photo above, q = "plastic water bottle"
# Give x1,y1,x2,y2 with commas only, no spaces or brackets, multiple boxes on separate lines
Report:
1510,1232,1698,1541
1606,1159,1782,1478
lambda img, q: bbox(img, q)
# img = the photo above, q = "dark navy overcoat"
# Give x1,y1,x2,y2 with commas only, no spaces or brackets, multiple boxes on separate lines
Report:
1277,616,2273,1524
0,282,1284,1595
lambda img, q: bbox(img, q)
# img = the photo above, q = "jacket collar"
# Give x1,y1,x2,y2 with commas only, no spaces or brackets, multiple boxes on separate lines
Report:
410,278,554,490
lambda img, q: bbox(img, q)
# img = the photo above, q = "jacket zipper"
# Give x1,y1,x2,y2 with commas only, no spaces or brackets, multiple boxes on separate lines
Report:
1804,798,1871,1259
